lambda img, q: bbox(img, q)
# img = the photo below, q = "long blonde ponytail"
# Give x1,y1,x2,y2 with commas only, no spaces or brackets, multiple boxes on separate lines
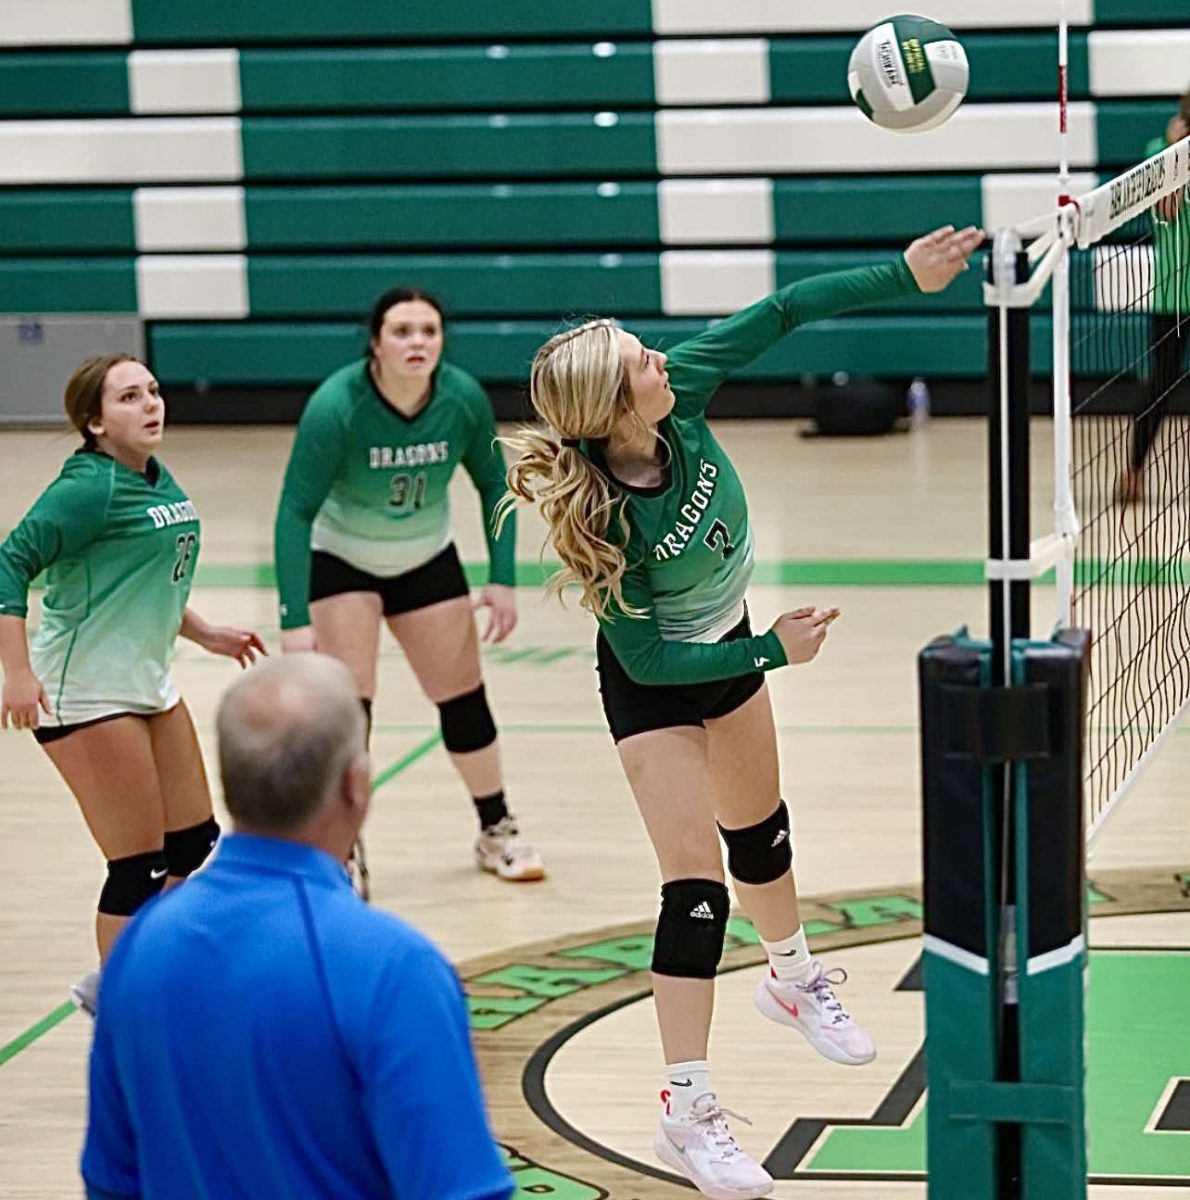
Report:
498,321,645,619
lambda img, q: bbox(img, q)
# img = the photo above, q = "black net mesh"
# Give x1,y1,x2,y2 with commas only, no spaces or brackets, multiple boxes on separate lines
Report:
1069,181,1190,835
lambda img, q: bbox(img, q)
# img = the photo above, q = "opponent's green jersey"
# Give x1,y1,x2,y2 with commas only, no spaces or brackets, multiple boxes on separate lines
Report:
275,359,514,629
592,255,919,686
0,451,199,725
1147,135,1190,314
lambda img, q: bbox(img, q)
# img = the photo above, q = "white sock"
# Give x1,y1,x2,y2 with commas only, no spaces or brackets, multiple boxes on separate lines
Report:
763,925,814,982
662,1059,712,1118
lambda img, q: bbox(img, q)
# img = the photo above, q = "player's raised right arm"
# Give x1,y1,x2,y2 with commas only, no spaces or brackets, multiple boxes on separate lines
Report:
666,225,981,416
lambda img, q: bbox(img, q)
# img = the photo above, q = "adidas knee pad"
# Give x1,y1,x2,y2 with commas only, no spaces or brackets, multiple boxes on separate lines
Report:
438,685,497,754
651,878,730,979
98,850,168,917
719,801,792,885
163,816,220,878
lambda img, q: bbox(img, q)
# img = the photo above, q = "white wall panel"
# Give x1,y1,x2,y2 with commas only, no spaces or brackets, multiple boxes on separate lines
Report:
0,119,242,184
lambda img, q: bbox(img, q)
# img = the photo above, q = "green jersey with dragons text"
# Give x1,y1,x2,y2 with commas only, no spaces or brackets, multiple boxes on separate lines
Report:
0,451,199,725
274,359,514,630
591,255,919,686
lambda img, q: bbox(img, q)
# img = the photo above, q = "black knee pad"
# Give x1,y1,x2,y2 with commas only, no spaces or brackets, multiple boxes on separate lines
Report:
163,816,220,878
652,878,730,979
438,685,497,754
98,850,168,917
719,801,792,885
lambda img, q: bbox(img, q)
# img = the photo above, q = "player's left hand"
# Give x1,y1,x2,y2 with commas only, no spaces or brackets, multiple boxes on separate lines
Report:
474,585,517,644
200,626,268,668
904,225,984,293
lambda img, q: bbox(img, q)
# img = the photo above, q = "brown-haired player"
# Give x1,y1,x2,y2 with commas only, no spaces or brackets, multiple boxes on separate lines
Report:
0,355,265,1012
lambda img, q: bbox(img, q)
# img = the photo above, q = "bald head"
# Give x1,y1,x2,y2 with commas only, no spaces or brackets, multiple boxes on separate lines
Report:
217,654,367,833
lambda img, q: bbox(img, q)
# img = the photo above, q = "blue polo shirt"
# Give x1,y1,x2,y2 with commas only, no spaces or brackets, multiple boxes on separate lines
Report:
82,833,513,1200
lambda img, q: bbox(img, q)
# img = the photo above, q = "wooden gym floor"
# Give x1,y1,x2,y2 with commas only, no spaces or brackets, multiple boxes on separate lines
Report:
1,419,1186,1198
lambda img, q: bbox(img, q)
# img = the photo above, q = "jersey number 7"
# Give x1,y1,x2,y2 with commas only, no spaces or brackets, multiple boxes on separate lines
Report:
704,519,735,558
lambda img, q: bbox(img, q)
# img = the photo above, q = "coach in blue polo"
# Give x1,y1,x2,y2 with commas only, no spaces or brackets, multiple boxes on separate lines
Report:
81,653,513,1200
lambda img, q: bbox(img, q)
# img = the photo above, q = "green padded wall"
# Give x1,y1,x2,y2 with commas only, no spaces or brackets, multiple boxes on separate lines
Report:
240,45,655,111
773,178,985,243
0,260,136,312
241,114,657,179
245,184,661,248
150,315,1038,385
0,192,136,252
0,54,128,116
767,35,1091,104
246,254,663,317
130,1,653,43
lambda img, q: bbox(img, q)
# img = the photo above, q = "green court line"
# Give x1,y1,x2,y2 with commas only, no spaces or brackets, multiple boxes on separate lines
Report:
25,556,1186,592
0,732,444,1070
0,1001,74,1068
186,559,999,589
369,731,442,792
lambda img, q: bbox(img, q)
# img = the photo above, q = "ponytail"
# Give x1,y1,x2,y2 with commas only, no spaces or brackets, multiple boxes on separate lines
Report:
497,321,645,619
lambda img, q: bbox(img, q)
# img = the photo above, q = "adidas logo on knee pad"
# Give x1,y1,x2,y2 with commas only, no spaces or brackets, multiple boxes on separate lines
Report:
689,902,716,919
771,829,788,848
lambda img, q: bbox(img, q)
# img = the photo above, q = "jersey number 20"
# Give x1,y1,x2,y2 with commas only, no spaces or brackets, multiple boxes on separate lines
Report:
172,532,197,583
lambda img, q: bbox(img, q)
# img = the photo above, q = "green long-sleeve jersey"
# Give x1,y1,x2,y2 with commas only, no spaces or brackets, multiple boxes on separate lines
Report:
1147,135,1190,314
274,359,515,630
591,255,920,686
0,450,199,725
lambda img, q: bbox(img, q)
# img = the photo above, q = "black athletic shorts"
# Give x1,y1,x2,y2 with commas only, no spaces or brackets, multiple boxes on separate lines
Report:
309,543,470,617
596,609,765,743
33,708,163,745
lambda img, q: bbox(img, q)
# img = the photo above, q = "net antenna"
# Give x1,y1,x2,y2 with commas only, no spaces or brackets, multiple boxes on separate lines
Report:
987,135,1190,844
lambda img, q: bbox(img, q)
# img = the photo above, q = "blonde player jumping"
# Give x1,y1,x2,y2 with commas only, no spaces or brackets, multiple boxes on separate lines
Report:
502,226,981,1198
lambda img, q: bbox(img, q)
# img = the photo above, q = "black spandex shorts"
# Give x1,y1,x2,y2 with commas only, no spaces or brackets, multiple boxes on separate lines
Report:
309,543,470,617
596,609,765,743
34,708,158,745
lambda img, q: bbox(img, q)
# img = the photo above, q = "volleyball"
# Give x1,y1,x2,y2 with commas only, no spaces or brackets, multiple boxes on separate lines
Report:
848,14,969,133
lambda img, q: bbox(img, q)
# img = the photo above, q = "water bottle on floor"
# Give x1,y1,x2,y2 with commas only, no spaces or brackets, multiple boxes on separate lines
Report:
907,377,931,430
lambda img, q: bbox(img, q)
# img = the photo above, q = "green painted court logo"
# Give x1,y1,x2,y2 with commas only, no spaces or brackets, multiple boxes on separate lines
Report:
461,869,1190,1198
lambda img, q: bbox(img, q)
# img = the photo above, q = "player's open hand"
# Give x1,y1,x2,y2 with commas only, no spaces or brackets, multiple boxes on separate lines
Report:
1,667,51,731
199,626,267,668
769,605,840,666
474,584,517,644
904,225,984,293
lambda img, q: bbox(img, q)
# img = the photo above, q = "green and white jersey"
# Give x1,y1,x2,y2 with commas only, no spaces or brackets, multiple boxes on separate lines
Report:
0,451,199,725
592,255,919,686
1146,135,1190,314
274,359,515,630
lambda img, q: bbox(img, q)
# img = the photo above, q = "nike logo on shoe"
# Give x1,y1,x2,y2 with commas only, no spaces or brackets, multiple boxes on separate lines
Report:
150,867,168,880
766,984,799,1018
689,901,715,920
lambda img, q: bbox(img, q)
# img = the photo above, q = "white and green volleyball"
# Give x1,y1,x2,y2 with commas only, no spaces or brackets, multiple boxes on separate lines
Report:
848,14,969,133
